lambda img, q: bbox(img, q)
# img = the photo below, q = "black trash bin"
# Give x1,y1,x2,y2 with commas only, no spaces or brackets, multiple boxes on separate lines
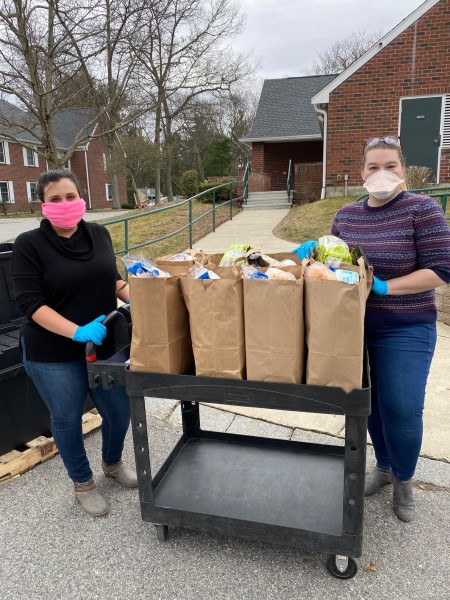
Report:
0,243,52,455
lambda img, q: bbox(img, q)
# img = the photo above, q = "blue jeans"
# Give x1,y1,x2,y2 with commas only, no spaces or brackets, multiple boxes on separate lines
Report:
21,339,131,483
365,322,437,481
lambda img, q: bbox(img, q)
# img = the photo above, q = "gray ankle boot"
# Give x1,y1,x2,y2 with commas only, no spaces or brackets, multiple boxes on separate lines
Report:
74,479,109,517
365,467,392,496
393,476,415,522
102,460,138,488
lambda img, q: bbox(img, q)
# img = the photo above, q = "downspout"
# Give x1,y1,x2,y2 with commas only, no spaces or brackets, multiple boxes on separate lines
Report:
314,104,328,199
84,147,92,209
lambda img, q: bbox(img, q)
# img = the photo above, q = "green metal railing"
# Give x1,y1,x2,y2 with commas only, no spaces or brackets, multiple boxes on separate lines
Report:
101,181,240,257
286,159,292,203
355,186,450,220
243,163,251,205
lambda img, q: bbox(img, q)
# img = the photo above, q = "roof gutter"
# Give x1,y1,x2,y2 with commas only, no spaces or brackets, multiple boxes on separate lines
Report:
314,105,328,199
84,147,92,209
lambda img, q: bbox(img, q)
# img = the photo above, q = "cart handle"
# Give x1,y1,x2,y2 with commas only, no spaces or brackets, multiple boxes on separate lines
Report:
85,310,120,363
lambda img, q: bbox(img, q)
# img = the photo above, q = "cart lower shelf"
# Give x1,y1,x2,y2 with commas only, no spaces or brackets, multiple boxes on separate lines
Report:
154,437,345,537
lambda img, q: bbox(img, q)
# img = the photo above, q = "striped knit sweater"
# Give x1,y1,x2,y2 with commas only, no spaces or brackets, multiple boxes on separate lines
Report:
331,191,450,326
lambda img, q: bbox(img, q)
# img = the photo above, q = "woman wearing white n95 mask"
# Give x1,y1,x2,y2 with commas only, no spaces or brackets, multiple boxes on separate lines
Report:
293,137,450,522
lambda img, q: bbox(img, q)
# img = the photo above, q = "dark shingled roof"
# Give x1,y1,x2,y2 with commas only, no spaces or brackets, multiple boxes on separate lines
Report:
0,99,97,148
0,99,42,143
242,75,337,141
52,108,97,148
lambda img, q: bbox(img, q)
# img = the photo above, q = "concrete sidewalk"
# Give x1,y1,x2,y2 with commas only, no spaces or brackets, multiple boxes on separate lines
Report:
0,209,132,243
193,209,450,464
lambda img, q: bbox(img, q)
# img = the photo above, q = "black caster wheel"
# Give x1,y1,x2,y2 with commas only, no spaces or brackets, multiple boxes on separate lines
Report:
326,555,358,579
155,524,168,542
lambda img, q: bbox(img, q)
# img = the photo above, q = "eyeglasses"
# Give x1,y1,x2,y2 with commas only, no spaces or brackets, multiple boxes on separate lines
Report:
365,136,400,148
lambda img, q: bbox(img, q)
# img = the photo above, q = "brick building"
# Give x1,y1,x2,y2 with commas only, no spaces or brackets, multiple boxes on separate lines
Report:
0,101,127,213
243,0,450,200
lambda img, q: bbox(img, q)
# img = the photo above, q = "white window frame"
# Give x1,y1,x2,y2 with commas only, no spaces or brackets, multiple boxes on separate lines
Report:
105,183,113,202
26,181,38,203
23,146,39,167
0,181,15,203
0,140,10,164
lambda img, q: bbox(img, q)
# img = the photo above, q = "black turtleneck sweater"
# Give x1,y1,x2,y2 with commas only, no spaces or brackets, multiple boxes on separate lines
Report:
12,219,120,362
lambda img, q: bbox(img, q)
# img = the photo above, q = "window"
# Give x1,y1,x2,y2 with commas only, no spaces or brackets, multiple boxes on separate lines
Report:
106,183,113,201
0,181,14,203
23,147,39,167
0,141,10,164
58,151,70,170
26,182,37,202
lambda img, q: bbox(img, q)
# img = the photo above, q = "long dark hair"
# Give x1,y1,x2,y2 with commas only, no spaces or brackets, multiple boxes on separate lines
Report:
36,169,82,202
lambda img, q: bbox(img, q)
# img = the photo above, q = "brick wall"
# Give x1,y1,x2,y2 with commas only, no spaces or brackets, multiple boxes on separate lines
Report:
251,140,323,191
326,0,450,190
0,136,127,213
293,162,323,203
74,136,127,210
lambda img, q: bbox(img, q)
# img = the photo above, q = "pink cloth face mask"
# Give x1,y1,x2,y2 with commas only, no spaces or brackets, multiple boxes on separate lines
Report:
41,198,86,229
363,170,404,201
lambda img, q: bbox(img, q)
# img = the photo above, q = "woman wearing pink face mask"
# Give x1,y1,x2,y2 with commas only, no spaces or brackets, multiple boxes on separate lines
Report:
12,170,136,517
293,138,450,522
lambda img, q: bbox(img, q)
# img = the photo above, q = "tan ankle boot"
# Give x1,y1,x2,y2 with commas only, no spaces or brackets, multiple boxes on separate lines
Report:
74,480,109,517
102,460,138,488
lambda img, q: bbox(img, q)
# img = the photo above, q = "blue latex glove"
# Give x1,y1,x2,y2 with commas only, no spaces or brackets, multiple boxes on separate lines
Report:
72,315,107,345
371,276,389,296
291,240,317,260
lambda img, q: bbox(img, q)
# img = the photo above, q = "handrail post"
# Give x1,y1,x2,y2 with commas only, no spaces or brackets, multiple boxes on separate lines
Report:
212,189,216,231
124,220,129,256
189,196,193,248
229,183,233,219
441,194,447,215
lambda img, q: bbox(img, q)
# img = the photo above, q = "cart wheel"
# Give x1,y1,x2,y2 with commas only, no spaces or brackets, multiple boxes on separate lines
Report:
326,555,357,579
155,524,168,542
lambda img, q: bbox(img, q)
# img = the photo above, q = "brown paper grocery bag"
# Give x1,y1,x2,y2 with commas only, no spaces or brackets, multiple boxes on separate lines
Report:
180,276,245,379
244,266,304,384
304,258,372,392
155,248,207,275
129,275,193,374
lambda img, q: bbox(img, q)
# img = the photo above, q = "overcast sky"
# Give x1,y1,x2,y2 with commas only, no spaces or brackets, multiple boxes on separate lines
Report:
234,0,427,80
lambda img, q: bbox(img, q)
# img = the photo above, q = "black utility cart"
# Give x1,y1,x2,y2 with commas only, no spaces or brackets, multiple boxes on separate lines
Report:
88,329,371,580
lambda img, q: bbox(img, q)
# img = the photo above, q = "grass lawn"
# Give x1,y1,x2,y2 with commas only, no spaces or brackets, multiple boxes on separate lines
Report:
101,199,240,275
274,192,450,243
273,196,359,242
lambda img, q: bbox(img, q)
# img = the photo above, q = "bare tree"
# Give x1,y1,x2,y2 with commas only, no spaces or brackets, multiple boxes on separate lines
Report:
312,30,382,75
134,0,253,202
0,0,151,207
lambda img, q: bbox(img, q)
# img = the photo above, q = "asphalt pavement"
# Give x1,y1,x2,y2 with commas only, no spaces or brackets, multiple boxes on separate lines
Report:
0,412,448,600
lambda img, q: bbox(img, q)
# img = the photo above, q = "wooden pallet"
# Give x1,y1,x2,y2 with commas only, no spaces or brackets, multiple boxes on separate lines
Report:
0,410,102,485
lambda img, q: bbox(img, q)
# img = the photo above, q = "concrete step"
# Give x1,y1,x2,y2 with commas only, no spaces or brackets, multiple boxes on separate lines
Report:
243,203,292,210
